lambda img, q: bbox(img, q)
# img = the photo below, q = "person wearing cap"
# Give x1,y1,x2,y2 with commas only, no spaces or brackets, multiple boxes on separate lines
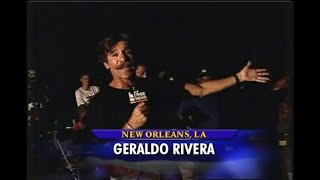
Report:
176,68,222,179
177,68,221,129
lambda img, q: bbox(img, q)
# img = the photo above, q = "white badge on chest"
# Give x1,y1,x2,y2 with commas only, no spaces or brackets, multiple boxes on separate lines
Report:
128,87,148,104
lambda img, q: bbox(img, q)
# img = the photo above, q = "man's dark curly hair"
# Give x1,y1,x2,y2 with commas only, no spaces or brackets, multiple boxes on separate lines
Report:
96,33,129,63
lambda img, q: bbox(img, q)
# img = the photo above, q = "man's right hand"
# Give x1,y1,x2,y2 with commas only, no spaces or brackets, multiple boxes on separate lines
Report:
127,102,148,129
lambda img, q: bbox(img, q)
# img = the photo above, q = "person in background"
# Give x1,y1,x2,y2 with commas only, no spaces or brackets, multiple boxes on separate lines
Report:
75,73,100,107
272,75,293,180
135,63,148,78
72,104,88,131
177,68,221,179
177,68,221,129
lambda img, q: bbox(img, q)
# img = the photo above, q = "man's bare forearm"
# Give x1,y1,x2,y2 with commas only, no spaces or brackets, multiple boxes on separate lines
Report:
185,75,238,97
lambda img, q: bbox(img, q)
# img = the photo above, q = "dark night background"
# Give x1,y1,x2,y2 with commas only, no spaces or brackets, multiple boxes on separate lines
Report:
27,2,293,130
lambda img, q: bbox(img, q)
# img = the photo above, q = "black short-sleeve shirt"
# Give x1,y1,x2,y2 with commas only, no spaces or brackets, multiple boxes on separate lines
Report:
87,78,185,129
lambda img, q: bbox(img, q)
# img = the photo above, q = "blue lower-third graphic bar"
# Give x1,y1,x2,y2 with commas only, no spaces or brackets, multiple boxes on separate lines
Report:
83,130,272,162
92,129,238,140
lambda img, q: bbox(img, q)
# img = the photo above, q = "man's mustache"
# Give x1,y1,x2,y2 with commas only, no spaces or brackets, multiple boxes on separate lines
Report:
115,62,134,69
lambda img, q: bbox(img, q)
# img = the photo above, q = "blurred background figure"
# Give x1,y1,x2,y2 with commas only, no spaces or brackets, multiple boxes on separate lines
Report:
72,104,88,131
67,104,89,145
75,73,100,107
271,75,292,180
272,75,291,135
27,68,51,138
177,68,220,129
135,63,148,78
27,68,54,178
272,75,289,91
177,68,221,180
27,69,50,126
